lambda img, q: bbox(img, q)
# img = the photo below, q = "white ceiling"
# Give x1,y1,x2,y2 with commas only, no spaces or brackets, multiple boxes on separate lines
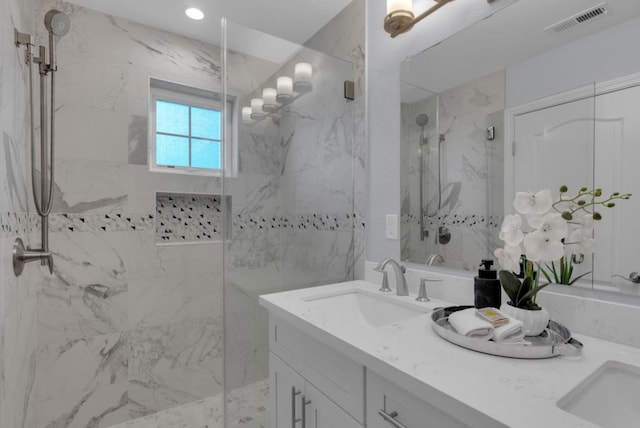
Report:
64,0,352,46
401,0,640,99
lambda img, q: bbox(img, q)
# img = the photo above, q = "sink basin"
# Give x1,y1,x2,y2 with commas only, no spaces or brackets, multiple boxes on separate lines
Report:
558,361,640,427
303,289,431,327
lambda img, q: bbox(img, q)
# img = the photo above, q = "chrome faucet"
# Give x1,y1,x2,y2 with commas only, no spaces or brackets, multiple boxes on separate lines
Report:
374,258,409,296
426,253,445,266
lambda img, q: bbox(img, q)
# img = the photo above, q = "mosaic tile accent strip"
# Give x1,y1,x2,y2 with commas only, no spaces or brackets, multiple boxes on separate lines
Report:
49,213,155,233
156,193,222,243
233,213,365,232
402,213,502,229
0,212,39,238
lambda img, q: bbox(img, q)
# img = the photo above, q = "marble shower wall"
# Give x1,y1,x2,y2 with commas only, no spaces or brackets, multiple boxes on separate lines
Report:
224,0,365,394
401,70,504,270
0,0,39,426
27,0,274,425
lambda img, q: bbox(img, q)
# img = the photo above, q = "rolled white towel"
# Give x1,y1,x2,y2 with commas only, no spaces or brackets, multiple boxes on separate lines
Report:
492,317,526,343
448,308,493,340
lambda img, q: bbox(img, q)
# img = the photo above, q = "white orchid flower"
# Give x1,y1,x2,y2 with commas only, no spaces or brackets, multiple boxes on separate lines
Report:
527,214,543,229
498,214,524,246
494,244,522,274
567,227,594,254
537,212,568,240
513,190,553,216
572,210,594,232
523,230,564,262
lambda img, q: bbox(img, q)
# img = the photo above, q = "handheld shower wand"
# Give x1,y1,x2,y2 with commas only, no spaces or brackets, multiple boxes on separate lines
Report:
13,9,71,276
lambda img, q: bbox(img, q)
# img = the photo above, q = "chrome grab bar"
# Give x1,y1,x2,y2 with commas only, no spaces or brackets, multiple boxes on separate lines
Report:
291,387,301,427
301,394,311,428
378,409,407,428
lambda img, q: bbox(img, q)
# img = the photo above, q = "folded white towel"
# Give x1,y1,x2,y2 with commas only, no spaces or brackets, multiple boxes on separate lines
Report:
448,308,493,340
492,317,525,343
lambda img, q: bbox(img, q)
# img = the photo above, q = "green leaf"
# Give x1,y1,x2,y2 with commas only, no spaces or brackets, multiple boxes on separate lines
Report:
515,276,532,306
516,282,552,307
540,266,553,283
568,270,592,285
499,270,522,305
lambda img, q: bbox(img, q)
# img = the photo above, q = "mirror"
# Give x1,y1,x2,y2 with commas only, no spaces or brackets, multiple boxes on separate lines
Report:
400,0,640,297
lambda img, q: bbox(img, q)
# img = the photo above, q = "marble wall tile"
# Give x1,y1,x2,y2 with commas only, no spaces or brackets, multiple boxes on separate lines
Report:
223,278,271,392
237,120,281,176
37,231,129,345
54,105,130,163
128,317,223,418
1,287,37,428
128,115,148,165
36,333,129,428
1,0,36,423
52,159,129,214
128,273,221,330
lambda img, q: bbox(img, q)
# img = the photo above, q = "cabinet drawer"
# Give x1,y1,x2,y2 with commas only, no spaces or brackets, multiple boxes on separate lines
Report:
367,371,469,428
270,316,365,424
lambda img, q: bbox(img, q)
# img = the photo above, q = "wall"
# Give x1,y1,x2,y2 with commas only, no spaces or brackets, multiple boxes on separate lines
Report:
506,15,640,108
365,0,518,263
0,0,38,426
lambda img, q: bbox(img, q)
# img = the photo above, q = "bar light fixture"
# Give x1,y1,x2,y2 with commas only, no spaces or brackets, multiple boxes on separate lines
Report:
385,0,495,38
242,62,314,125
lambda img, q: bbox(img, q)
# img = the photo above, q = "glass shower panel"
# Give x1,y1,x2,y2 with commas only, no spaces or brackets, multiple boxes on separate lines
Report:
221,19,356,428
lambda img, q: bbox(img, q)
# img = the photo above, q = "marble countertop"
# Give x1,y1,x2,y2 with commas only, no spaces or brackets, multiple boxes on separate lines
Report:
259,280,640,428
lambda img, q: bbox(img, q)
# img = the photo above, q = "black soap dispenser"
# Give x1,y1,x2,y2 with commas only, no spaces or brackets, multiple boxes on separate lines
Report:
474,259,501,309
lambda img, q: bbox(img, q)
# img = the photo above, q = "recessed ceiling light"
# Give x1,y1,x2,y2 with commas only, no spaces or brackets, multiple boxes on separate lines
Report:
185,7,204,20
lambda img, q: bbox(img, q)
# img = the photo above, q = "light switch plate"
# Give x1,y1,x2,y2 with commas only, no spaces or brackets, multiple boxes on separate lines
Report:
386,214,398,240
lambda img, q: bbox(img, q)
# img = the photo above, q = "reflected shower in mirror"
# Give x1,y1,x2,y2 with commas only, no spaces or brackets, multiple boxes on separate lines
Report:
399,0,640,298
400,71,504,270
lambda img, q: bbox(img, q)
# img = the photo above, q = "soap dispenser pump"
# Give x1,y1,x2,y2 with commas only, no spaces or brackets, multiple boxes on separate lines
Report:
474,259,501,309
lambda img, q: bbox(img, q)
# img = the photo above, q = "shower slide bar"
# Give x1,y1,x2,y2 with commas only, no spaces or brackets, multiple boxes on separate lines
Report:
12,10,71,277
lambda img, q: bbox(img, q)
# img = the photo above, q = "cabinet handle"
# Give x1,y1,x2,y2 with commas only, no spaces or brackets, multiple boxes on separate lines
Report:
378,409,408,428
291,387,301,427
301,394,312,428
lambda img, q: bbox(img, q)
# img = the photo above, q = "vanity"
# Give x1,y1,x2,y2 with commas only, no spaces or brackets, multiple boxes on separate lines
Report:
260,280,640,428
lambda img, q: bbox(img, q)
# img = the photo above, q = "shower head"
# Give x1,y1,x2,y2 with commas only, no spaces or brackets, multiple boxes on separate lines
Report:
416,113,429,127
44,10,71,37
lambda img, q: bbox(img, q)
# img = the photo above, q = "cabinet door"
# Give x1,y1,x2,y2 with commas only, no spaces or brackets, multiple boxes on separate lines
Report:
270,352,305,428
303,382,362,428
367,373,468,428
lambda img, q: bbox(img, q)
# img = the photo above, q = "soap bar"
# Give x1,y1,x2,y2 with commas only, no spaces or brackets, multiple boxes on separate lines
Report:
475,308,509,327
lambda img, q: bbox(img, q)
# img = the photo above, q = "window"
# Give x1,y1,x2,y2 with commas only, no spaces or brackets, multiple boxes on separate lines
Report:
149,78,236,176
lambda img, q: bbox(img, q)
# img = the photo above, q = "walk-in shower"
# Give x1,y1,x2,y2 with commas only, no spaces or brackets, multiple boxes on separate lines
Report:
13,9,70,276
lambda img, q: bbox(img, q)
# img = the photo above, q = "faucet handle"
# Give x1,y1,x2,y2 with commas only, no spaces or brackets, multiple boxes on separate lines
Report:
375,268,392,292
416,277,441,302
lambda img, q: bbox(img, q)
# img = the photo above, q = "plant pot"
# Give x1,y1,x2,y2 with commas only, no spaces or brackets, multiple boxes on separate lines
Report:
499,303,550,336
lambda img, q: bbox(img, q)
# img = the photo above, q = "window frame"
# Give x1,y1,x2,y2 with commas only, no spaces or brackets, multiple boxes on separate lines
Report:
148,78,237,177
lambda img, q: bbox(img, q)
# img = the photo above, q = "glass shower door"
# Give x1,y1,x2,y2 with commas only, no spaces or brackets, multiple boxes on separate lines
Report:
221,19,356,428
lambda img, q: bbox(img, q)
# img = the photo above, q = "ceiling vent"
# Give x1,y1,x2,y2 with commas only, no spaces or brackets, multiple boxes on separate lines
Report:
545,3,608,34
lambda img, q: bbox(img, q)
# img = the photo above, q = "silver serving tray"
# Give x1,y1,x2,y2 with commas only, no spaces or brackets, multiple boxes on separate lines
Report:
431,306,583,359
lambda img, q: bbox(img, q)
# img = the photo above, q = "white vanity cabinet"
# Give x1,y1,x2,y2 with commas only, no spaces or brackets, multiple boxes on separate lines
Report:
269,317,365,428
268,314,493,428
269,353,362,428
366,371,469,428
